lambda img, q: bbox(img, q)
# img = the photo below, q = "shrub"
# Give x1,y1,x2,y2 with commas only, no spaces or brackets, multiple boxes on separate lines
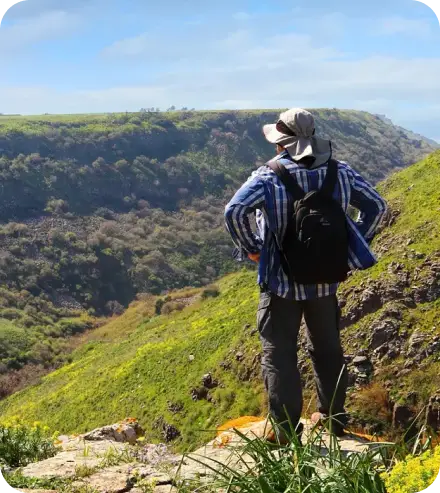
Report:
350,382,393,433
382,446,440,493
94,207,115,220
201,284,220,299
105,300,125,316
161,301,186,315
1,223,29,238
0,418,59,468
45,199,69,215
155,298,165,315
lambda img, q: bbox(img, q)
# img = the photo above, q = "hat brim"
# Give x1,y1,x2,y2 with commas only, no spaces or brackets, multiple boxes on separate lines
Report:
263,124,331,167
263,124,286,144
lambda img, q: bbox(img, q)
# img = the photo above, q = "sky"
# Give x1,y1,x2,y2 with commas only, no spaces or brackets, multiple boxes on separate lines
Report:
0,0,440,141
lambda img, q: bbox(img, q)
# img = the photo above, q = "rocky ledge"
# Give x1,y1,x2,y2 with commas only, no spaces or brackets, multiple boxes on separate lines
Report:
13,418,377,493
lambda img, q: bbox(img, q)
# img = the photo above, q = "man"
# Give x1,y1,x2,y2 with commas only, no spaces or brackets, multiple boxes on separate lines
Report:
225,108,387,439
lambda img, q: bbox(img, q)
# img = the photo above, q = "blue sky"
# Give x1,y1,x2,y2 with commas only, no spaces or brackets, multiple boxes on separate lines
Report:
0,0,440,141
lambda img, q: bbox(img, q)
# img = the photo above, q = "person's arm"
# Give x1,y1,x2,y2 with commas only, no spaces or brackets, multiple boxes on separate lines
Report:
348,167,387,242
225,173,265,256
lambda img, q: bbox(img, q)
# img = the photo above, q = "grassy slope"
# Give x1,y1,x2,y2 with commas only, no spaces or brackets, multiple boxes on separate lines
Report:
340,150,440,420
0,272,264,450
2,151,440,449
8,107,438,386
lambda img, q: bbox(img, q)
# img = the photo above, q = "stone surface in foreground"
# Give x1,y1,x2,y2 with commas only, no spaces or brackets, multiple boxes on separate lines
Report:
16,418,379,493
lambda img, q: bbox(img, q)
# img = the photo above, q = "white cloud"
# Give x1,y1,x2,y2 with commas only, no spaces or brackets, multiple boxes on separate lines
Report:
233,12,251,21
0,10,81,53
101,33,150,58
376,15,432,36
1,27,440,139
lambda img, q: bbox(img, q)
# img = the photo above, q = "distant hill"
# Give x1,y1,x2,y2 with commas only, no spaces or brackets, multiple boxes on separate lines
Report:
0,109,437,391
2,150,440,449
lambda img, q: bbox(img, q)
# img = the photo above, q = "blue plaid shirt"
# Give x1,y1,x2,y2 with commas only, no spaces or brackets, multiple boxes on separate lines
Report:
225,151,387,300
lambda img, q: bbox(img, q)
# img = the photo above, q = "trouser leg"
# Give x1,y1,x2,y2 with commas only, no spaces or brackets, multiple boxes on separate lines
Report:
257,291,303,431
303,295,347,421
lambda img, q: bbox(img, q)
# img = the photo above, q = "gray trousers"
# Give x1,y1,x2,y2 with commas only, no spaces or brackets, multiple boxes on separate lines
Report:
257,291,347,430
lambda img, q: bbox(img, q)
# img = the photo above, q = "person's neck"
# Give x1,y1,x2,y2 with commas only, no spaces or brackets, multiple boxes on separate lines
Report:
278,149,291,160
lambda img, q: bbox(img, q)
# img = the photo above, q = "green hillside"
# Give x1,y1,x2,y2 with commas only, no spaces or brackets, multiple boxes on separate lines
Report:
0,272,263,451
1,151,440,450
0,108,436,391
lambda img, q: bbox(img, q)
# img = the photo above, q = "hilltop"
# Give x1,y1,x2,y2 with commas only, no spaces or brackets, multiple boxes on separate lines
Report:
0,109,437,385
1,150,440,450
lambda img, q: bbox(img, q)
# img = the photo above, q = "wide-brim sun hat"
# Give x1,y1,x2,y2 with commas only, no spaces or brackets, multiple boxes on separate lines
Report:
263,108,332,167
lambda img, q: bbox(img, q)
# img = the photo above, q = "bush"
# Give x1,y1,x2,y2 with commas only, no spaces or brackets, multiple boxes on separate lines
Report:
161,301,186,315
0,418,59,468
105,300,125,316
94,207,115,220
45,199,69,215
1,223,29,238
201,285,220,299
155,298,165,315
382,446,440,493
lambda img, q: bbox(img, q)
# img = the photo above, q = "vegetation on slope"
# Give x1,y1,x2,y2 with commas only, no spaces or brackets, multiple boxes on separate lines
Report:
2,151,440,451
1,109,435,387
0,113,439,427
0,271,263,451
337,150,440,432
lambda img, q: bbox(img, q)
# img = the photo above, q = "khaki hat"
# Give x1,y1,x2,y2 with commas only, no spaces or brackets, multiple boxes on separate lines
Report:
263,108,332,167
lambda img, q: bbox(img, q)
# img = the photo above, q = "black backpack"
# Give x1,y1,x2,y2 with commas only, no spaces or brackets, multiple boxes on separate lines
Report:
268,158,349,284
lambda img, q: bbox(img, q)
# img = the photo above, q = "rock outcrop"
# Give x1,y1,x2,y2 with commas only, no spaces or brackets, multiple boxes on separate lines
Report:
14,418,377,493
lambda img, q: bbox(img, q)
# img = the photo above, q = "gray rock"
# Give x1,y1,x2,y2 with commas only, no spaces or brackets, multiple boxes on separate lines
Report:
353,356,368,365
373,344,389,359
81,465,133,493
369,319,399,350
235,352,244,361
21,439,127,479
84,420,144,445
202,373,218,389
406,330,426,357
426,340,440,356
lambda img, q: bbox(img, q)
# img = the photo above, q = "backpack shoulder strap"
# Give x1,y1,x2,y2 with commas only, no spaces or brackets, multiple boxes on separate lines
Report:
267,159,305,199
321,159,338,197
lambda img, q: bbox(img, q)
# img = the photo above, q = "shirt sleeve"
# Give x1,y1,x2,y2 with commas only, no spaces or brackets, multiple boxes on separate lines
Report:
224,172,266,254
348,167,388,241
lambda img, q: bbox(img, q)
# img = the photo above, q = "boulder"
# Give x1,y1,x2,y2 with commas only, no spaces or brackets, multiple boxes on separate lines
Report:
162,423,181,443
406,330,426,357
83,419,144,445
235,351,244,361
202,373,218,389
191,387,209,401
369,319,399,350
352,356,368,365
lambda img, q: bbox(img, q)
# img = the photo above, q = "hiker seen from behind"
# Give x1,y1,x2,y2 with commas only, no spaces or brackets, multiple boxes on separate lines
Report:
225,108,387,441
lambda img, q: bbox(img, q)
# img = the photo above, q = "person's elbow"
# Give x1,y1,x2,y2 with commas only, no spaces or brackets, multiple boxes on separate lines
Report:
225,202,241,231
224,202,235,224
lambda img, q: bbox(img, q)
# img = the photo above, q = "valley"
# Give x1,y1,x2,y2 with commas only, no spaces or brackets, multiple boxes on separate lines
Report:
0,110,439,453
0,150,440,452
